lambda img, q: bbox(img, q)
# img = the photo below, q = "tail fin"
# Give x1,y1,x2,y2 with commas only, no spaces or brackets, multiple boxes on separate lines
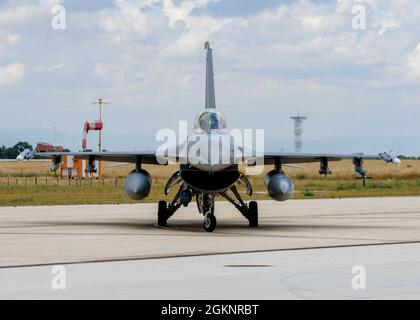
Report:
205,41,216,109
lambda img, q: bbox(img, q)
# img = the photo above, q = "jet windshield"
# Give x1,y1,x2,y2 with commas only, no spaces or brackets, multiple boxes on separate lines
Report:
194,110,227,133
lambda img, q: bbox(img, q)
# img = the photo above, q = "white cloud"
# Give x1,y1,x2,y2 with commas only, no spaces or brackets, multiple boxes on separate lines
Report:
0,0,419,154
94,63,109,76
0,0,61,28
377,19,400,35
98,0,148,35
33,64,64,73
0,62,25,85
7,34,20,45
94,63,122,78
301,15,323,30
47,64,64,72
406,43,420,82
162,0,212,28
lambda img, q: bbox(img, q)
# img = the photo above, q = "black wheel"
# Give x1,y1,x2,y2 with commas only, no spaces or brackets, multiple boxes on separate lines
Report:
158,200,168,227
203,214,217,232
248,201,258,227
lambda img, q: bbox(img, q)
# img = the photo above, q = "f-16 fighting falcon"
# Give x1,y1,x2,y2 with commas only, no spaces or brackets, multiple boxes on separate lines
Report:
38,41,400,232
16,148,35,161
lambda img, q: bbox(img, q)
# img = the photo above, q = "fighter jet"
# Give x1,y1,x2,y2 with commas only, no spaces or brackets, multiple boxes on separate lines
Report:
38,41,400,232
16,148,35,161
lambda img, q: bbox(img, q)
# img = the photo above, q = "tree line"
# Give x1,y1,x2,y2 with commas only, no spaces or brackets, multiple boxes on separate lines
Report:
0,142,33,159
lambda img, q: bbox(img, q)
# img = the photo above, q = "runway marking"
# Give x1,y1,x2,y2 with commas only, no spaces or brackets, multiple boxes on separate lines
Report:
161,224,401,242
223,264,273,268
0,210,419,231
0,218,415,246
1,240,420,270
260,210,420,219
0,226,400,243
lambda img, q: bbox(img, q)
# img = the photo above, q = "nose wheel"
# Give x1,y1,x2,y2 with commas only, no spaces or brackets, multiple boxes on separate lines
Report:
204,212,217,232
200,193,217,232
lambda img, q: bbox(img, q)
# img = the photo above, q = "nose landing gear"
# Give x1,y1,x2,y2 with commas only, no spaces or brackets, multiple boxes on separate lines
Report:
200,194,217,232
204,212,217,232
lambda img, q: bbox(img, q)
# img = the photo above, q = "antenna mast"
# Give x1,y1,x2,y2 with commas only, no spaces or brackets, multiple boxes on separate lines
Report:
92,98,109,152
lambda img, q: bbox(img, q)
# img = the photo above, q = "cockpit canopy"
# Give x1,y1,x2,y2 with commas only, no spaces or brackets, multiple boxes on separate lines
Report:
194,109,228,133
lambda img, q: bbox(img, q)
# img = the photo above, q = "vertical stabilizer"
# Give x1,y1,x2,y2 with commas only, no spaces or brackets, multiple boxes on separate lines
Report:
205,41,216,108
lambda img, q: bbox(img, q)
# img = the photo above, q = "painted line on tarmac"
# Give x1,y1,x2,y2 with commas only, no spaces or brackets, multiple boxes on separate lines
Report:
1,239,420,270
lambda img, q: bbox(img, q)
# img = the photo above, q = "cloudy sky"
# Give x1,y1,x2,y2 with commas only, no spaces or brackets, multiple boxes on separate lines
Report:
0,0,419,155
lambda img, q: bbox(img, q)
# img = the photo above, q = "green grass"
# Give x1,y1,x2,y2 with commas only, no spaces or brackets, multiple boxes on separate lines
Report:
1,177,420,206
303,190,315,197
296,173,307,180
336,182,362,191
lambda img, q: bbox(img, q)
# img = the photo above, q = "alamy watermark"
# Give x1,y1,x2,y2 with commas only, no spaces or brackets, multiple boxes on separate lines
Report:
155,121,265,175
51,265,67,290
352,1,366,30
351,265,366,290
51,5,66,30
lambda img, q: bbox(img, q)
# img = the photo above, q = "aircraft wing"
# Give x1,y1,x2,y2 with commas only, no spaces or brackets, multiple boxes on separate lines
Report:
36,151,168,165
36,150,399,167
262,152,386,165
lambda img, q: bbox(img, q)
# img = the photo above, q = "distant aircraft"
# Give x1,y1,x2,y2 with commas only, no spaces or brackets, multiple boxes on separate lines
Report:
16,148,35,161
36,42,400,232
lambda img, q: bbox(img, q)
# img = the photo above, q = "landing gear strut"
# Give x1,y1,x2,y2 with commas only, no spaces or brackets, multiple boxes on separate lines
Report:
221,186,259,227
158,176,258,231
157,185,184,227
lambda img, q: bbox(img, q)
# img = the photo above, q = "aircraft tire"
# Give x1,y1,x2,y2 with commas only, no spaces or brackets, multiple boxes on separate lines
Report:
158,200,169,227
203,214,217,232
248,201,259,227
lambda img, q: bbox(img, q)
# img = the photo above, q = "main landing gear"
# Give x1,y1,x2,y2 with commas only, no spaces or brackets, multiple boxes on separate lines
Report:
157,183,259,232
157,187,182,227
220,186,258,228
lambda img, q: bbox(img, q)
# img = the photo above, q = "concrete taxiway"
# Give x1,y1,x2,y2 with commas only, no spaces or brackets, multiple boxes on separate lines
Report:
2,242,420,299
1,197,420,299
1,197,420,267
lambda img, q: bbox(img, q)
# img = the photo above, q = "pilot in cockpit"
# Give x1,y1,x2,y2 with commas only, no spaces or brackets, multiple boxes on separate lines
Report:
194,109,227,133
